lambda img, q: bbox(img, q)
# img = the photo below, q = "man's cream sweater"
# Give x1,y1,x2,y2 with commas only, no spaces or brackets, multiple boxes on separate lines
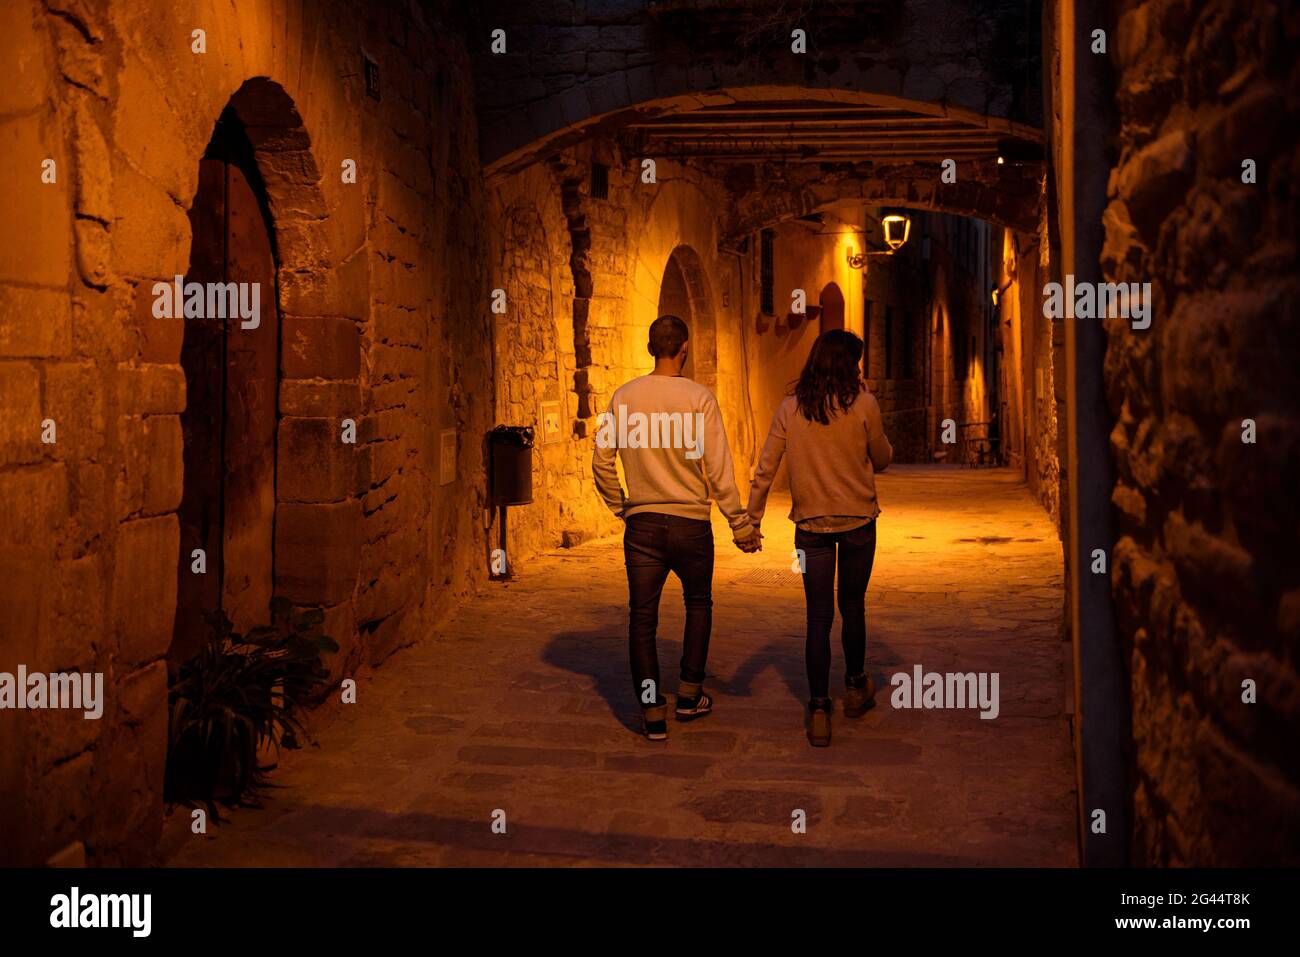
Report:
591,373,754,540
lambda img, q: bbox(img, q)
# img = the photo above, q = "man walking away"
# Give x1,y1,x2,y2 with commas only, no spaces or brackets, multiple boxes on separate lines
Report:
592,314,761,741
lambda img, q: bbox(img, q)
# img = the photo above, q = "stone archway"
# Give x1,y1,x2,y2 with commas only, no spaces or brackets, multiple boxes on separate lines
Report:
171,108,280,666
170,77,362,667
626,181,722,378
476,0,1045,174
656,244,718,390
623,177,752,468
726,161,1043,240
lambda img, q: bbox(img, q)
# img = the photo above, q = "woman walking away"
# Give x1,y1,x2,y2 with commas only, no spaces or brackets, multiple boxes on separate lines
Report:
746,330,893,747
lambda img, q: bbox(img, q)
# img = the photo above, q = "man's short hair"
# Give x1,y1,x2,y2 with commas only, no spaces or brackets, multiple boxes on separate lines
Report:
648,314,689,358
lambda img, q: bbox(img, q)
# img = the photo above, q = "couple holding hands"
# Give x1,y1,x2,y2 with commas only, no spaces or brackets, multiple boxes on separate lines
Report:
592,314,893,746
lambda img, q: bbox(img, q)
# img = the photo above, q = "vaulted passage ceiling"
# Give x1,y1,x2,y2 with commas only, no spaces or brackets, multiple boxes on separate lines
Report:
470,0,1044,173
624,100,1038,165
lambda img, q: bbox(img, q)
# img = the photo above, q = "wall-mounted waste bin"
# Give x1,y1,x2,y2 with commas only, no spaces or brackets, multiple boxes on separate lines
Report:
489,425,534,506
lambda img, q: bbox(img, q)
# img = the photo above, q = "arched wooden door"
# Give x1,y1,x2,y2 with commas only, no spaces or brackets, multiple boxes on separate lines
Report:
172,113,279,665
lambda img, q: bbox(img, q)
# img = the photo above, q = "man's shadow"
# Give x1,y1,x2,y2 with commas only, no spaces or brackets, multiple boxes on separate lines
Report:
543,629,687,735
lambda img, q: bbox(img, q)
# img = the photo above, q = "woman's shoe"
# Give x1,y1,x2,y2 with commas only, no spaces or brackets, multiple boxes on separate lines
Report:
807,698,832,747
844,673,876,718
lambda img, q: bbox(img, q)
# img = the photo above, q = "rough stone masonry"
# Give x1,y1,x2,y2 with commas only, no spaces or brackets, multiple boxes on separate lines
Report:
1103,0,1300,864
0,0,493,865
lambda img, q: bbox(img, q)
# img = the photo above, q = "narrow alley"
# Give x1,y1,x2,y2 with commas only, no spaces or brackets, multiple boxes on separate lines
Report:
4,0,1295,879
167,467,1073,866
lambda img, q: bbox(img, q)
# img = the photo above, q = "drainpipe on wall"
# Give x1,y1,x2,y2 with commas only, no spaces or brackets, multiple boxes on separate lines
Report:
719,240,759,469
1052,0,1131,866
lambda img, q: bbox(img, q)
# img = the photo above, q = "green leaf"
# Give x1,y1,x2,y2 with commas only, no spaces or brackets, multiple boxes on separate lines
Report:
297,608,325,628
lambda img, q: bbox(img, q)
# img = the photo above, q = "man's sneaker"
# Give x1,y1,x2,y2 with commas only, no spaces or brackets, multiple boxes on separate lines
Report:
844,673,876,718
675,681,713,720
808,697,832,747
642,703,668,741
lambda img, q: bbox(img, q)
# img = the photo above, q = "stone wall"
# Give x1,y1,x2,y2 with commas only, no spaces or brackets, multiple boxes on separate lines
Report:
744,217,866,489
0,0,491,865
485,142,757,563
1103,0,1300,863
998,224,1063,530
486,160,615,560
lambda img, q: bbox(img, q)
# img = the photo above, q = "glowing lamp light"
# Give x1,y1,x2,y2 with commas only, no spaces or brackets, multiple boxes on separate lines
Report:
882,214,911,251
845,213,913,268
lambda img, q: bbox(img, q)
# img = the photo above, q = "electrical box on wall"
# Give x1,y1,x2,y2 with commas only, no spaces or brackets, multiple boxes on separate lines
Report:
439,429,456,485
539,400,562,444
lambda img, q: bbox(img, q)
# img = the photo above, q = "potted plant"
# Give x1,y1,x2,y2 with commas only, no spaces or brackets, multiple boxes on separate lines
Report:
165,598,339,811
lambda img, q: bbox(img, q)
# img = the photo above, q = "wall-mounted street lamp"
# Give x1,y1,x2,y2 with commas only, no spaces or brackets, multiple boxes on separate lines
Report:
882,214,911,251
845,213,912,269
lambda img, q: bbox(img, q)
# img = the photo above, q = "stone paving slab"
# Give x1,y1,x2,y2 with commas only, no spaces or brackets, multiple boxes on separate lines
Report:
167,466,1077,867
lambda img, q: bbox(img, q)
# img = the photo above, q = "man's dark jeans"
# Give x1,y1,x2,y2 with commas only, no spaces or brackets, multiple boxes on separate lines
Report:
795,520,878,700
624,512,714,708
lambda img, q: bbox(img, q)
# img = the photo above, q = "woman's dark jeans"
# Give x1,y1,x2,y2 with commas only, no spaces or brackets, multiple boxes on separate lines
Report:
795,521,878,700
624,512,714,708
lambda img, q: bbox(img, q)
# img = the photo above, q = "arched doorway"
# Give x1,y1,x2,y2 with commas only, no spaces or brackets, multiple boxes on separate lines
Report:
171,110,279,665
819,281,845,333
656,245,717,390
170,78,360,670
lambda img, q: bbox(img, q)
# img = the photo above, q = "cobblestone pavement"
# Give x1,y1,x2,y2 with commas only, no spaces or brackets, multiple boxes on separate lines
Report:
167,465,1077,866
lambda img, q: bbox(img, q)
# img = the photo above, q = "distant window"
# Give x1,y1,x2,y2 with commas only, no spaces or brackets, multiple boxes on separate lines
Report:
903,313,914,379
884,306,894,380
591,162,609,200
363,53,381,101
760,229,775,316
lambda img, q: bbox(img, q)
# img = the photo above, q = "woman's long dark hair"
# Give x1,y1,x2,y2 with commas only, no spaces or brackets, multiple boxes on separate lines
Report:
792,329,865,425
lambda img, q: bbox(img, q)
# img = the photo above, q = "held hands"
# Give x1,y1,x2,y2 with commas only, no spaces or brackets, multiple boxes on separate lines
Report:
734,526,763,553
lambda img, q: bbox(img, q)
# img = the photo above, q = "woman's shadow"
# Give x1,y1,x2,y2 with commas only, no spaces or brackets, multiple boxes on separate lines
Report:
721,630,903,702
719,637,806,702
544,626,905,731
